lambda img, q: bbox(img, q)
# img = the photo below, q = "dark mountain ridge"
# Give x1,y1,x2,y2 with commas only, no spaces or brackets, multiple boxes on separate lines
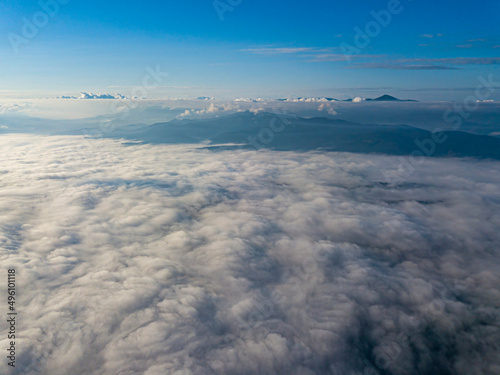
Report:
106,111,500,159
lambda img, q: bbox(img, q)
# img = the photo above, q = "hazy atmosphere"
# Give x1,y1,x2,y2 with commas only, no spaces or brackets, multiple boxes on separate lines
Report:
1,1,499,374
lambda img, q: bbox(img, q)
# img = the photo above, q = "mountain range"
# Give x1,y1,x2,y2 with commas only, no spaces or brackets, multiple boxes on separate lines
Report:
106,111,500,159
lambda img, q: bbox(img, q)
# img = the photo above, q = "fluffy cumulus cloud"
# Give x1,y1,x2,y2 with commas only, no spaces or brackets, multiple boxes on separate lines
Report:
0,135,499,375
0,102,32,114
178,103,242,118
79,92,126,100
318,103,337,115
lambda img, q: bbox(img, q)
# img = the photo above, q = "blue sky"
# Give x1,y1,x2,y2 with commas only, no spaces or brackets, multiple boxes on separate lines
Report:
1,0,499,100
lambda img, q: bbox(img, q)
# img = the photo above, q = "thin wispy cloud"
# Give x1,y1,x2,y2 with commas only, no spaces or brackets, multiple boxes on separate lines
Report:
241,47,347,61
348,64,458,70
347,56,499,70
241,47,315,55
107,85,202,90
448,38,499,50
419,33,443,38
242,46,389,65
241,44,498,71
401,57,500,66
310,54,386,62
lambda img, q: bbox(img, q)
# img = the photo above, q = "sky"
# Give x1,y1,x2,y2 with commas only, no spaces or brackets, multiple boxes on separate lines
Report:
0,0,499,100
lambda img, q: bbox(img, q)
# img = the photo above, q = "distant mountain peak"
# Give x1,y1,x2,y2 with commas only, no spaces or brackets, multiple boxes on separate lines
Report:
342,95,418,102
373,94,399,101
369,95,418,102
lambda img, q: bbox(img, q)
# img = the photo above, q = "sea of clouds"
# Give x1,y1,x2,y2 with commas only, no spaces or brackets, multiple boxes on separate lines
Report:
0,134,499,375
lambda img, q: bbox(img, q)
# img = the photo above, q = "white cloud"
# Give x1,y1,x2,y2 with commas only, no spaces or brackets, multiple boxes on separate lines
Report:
249,107,265,114
177,103,242,118
79,92,126,100
318,103,337,115
0,135,499,374
0,102,32,114
278,98,337,103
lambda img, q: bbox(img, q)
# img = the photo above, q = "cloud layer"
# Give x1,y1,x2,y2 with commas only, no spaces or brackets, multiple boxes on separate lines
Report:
0,135,499,374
